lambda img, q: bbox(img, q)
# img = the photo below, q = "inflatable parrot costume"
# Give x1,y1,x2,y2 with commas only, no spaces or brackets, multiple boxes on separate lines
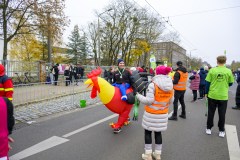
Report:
84,67,134,132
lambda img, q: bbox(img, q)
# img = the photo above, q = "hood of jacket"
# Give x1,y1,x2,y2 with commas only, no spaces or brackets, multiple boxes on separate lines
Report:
152,75,173,92
199,68,206,75
0,64,5,76
176,66,187,73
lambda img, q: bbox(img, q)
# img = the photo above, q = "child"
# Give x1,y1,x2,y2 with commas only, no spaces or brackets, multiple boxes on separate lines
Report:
137,65,173,160
189,69,200,102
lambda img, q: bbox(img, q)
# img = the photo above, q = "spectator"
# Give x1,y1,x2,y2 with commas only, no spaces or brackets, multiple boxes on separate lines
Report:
130,67,136,73
198,67,207,99
145,67,149,73
107,68,114,84
64,64,70,86
73,64,79,86
189,70,200,102
150,68,153,74
205,55,234,137
136,65,173,160
48,63,54,85
80,65,84,82
0,64,13,101
169,61,188,120
69,63,74,84
0,97,15,160
53,63,59,86
204,66,209,75
232,82,240,110
140,65,145,72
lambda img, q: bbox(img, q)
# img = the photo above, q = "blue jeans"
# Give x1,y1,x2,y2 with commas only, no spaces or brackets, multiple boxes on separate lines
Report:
112,83,131,97
80,76,83,82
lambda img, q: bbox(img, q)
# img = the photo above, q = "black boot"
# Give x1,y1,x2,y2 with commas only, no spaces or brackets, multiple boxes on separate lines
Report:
179,114,186,119
232,106,240,110
168,114,178,121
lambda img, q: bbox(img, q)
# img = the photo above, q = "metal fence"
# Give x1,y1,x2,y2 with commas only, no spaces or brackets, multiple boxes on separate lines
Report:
12,79,101,123
0,60,40,82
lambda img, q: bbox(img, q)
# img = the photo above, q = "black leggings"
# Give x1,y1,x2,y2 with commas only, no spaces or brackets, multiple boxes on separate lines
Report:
145,129,162,144
192,90,197,101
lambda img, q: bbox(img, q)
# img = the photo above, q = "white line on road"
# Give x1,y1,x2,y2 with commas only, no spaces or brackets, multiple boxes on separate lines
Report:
62,114,118,138
9,136,69,160
168,104,181,117
225,124,240,160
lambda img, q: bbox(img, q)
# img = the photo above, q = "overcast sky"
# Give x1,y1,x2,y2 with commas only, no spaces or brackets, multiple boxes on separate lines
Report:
63,0,240,67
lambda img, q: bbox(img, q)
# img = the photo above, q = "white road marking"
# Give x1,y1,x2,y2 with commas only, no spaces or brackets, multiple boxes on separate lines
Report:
225,124,240,160
62,114,118,138
168,104,181,117
9,136,69,160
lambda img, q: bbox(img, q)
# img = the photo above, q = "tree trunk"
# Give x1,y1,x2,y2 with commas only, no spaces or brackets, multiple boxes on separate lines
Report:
3,4,8,66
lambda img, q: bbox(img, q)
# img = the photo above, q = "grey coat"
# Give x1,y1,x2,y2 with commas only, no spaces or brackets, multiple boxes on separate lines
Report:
137,75,174,132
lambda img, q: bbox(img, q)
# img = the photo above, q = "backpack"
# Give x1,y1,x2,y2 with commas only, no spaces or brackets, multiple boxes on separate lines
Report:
52,67,56,75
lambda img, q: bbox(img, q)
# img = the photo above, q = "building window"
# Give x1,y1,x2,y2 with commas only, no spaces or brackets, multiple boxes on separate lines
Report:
159,50,161,54
163,43,166,47
158,58,161,60
163,50,166,55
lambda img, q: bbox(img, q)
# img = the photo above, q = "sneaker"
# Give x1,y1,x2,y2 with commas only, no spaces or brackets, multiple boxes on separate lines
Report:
198,97,203,100
206,129,211,135
232,106,240,110
113,128,121,133
219,131,225,138
190,100,197,103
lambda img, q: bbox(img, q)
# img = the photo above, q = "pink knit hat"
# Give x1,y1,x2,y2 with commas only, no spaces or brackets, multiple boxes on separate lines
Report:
156,65,171,75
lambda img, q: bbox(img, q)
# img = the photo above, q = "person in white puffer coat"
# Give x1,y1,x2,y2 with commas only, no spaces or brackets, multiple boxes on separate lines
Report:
137,65,173,160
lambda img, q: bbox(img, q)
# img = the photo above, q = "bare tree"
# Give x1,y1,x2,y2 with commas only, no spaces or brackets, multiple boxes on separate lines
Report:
0,0,70,64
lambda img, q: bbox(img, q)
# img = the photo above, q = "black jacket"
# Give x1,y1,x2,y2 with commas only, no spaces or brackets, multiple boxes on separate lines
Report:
80,67,84,76
173,66,187,84
53,65,59,75
236,83,240,106
113,68,137,94
107,71,113,79
2,97,15,135
64,69,70,77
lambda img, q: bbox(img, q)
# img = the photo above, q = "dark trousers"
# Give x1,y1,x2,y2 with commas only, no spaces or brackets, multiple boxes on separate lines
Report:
199,85,205,98
54,74,58,85
66,77,70,86
69,74,73,83
145,129,162,144
192,90,197,101
173,90,186,115
236,83,240,106
207,98,228,131
80,75,83,82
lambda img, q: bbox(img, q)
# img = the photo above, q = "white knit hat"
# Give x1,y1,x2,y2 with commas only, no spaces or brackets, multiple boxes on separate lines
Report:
204,66,209,71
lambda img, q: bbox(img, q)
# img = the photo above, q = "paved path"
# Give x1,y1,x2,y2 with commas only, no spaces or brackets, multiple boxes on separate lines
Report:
8,86,240,160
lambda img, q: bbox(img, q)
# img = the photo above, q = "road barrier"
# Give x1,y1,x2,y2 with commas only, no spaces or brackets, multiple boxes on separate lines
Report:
12,79,101,123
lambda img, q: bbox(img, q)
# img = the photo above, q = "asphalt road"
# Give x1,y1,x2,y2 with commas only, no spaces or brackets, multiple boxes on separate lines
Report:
8,84,240,160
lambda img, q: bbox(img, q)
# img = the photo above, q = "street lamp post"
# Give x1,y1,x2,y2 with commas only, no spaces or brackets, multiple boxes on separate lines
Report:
190,49,196,69
98,8,112,66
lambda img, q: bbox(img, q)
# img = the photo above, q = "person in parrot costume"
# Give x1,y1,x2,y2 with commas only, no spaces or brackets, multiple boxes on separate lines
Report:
84,59,137,133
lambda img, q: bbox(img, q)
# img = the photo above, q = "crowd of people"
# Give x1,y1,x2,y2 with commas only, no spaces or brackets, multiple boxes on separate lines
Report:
0,55,240,160
48,63,85,86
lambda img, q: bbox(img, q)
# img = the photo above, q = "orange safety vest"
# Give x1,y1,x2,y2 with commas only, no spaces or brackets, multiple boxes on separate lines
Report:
173,71,188,90
145,83,173,114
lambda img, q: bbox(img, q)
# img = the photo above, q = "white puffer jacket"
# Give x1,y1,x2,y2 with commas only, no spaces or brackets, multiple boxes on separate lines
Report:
137,75,174,132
